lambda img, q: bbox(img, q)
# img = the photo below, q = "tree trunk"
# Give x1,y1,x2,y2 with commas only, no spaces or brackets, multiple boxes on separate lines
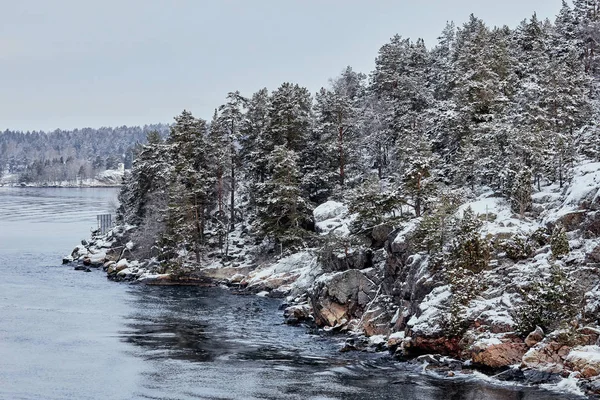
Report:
194,195,201,264
230,152,235,231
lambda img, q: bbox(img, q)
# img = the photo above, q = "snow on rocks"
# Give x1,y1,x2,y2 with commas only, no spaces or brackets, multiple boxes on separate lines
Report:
566,346,600,378
244,251,319,297
406,285,451,337
313,200,351,236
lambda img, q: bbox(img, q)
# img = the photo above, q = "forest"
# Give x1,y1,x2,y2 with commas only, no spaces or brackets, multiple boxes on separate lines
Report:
117,1,599,265
0,124,170,183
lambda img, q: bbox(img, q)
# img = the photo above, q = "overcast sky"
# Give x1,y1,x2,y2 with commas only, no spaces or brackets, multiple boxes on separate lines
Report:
1,0,567,132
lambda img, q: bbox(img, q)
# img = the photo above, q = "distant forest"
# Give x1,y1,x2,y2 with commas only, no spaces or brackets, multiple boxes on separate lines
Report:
0,124,170,183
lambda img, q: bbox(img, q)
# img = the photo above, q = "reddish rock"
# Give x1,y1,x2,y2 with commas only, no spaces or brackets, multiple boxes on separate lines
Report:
525,327,545,348
406,336,462,357
361,307,391,337
522,341,572,374
471,342,528,369
557,211,586,232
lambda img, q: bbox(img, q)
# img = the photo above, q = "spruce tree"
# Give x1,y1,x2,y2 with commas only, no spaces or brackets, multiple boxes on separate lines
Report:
254,145,313,249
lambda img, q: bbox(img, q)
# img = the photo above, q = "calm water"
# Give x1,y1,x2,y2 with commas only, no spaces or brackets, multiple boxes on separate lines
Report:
0,187,583,399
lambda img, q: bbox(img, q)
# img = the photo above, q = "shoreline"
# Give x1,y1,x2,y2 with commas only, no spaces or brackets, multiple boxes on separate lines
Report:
64,223,600,399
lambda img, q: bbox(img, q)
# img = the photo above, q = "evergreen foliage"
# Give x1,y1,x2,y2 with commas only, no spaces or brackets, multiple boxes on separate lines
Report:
106,2,600,272
514,263,578,334
550,223,570,258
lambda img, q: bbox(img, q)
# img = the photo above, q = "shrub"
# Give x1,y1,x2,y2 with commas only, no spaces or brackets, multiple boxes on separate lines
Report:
502,235,534,261
550,223,569,258
514,264,578,335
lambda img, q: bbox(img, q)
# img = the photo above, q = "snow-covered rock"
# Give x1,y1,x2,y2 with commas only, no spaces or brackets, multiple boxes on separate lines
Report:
313,201,351,236
566,346,600,378
313,201,348,222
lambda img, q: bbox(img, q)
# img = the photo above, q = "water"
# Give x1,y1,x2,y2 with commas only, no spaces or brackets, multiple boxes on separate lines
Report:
0,187,584,399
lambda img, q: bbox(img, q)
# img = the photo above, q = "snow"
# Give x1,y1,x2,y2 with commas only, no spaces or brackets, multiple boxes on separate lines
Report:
567,345,600,364
95,168,125,185
407,285,451,336
89,252,107,263
544,161,600,222
313,201,351,236
458,195,540,237
246,251,321,295
541,373,587,398
368,335,387,346
392,219,420,244
313,201,348,222
389,331,405,340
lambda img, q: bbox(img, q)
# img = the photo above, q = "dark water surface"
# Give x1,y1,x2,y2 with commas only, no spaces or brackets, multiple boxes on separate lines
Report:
0,187,583,399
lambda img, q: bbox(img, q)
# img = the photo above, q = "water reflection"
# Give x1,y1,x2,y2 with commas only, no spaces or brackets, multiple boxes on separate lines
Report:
121,286,579,400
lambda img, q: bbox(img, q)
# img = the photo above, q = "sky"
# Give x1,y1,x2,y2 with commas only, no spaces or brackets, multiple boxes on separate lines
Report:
1,0,567,132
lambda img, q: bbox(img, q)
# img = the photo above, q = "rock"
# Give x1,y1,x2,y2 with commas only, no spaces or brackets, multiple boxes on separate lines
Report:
566,345,600,378
471,341,528,369
495,367,526,382
82,258,91,266
557,211,586,232
103,261,116,271
404,336,462,357
372,224,393,249
229,273,246,284
416,354,462,370
521,341,572,374
114,259,129,273
387,332,405,350
522,369,562,384
201,265,252,281
310,269,375,327
74,265,88,271
313,201,348,223
283,304,312,325
525,326,545,348
246,272,300,293
586,244,600,263
361,306,392,337
62,256,74,264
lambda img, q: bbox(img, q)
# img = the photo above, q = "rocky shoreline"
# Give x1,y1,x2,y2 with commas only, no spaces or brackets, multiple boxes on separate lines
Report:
65,207,600,398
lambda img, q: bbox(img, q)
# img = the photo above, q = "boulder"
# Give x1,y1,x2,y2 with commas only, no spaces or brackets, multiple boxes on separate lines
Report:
521,341,572,374
310,269,375,327
361,306,392,337
471,342,528,369
525,326,545,348
283,304,312,325
566,345,600,378
557,211,586,232
403,335,462,357
372,224,393,249
313,201,348,223
229,273,246,284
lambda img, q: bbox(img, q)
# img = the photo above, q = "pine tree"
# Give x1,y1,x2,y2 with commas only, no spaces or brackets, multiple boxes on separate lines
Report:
450,207,490,273
254,145,313,249
240,88,271,190
217,91,248,230
510,167,532,218
550,223,570,258
164,110,215,264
